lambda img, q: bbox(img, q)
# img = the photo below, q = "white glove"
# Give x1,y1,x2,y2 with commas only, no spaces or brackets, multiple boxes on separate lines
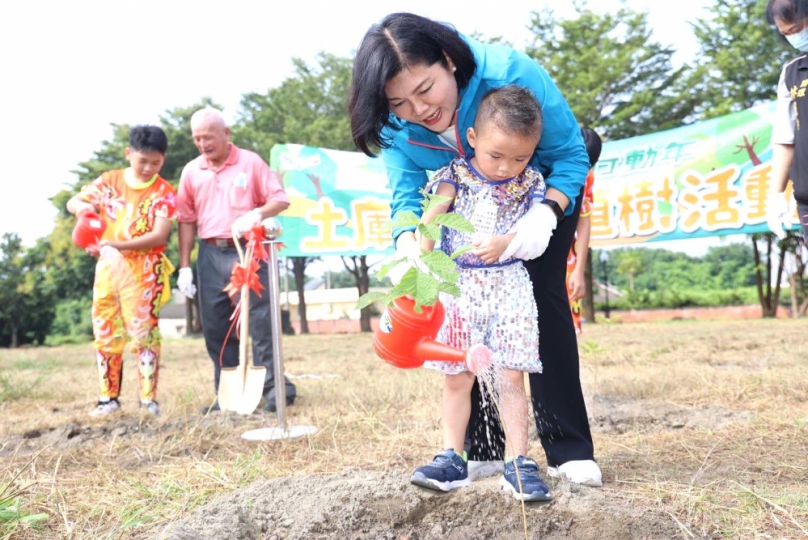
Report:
498,200,558,262
233,209,263,237
383,238,422,286
766,192,790,240
177,267,197,299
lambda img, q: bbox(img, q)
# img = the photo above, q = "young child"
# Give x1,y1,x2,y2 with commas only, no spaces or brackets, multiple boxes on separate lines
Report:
67,125,177,417
412,85,551,502
566,127,602,334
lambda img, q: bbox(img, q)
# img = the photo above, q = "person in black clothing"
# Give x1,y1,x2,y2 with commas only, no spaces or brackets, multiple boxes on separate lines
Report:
767,0,808,241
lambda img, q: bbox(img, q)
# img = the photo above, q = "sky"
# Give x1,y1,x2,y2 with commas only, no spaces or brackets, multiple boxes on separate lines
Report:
1,0,717,254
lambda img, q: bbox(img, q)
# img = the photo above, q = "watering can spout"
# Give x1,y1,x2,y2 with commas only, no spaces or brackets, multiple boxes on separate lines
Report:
412,339,466,363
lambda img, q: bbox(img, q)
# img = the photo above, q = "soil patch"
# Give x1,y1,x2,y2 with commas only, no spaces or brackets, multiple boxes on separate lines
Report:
0,412,270,457
589,394,752,435
158,470,681,540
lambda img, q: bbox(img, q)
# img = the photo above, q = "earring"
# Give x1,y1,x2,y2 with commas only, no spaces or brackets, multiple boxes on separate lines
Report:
452,66,457,73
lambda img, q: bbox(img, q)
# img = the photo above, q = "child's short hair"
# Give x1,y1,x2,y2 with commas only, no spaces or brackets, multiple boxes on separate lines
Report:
580,126,602,168
129,125,168,155
474,85,542,139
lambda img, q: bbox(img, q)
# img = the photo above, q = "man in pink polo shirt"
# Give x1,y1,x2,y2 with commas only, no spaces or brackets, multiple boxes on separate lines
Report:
176,107,296,413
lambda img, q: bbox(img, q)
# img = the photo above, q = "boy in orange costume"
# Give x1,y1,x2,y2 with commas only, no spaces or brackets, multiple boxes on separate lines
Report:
67,125,177,417
566,127,602,334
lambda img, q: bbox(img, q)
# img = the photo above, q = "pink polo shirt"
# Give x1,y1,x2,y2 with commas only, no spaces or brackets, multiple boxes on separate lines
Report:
177,144,289,239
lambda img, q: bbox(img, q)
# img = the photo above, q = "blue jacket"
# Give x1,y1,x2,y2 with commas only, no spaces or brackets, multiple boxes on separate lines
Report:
381,35,590,240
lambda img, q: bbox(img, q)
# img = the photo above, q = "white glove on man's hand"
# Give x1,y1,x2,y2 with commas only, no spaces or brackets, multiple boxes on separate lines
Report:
498,201,558,262
177,267,197,299
766,192,790,240
233,209,263,237
384,239,422,286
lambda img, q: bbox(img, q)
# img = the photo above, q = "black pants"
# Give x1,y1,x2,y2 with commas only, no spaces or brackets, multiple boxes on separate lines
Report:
798,201,808,242
466,192,594,467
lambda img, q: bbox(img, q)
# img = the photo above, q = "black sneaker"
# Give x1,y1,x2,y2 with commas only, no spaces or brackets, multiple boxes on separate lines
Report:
499,456,552,502
262,396,295,412
410,449,471,492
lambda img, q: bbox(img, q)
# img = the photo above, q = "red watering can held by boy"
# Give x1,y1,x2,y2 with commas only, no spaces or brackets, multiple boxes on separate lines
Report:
373,296,492,374
72,211,107,250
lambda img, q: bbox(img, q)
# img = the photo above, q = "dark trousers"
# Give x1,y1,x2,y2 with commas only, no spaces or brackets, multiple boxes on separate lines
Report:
197,241,296,401
466,192,594,467
798,201,808,242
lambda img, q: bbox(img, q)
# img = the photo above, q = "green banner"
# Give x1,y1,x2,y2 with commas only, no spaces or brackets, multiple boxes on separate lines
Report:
270,101,799,256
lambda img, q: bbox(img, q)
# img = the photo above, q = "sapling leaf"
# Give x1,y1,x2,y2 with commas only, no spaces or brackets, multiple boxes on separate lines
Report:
357,199,477,310
355,291,386,311
394,267,420,298
434,213,474,232
437,281,461,297
421,250,459,277
414,272,440,310
377,256,408,280
422,193,453,213
418,222,441,242
389,211,421,229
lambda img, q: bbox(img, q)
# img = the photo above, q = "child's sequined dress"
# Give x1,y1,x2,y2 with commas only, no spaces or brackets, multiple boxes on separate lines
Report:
423,158,545,375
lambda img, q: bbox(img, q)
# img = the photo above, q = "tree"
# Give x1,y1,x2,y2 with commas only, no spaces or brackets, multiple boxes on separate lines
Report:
234,52,354,157
291,257,316,334
234,53,355,332
703,243,757,289
526,2,699,139
780,232,808,317
616,250,645,292
0,234,54,347
341,256,373,332
690,0,792,119
751,234,786,318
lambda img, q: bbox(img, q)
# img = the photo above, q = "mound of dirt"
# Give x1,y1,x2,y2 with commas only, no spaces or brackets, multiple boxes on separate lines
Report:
157,470,680,540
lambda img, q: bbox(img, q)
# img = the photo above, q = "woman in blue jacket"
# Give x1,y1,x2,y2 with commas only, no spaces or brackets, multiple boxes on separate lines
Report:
349,12,601,487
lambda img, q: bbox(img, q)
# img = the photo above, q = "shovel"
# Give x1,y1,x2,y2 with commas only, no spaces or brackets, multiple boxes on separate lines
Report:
235,277,267,415
217,228,267,415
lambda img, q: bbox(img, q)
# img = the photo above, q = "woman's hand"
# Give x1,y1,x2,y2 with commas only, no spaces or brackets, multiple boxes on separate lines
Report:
498,202,558,262
386,232,421,286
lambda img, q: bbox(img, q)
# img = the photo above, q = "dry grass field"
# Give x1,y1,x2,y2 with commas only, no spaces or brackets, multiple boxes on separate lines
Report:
0,319,806,539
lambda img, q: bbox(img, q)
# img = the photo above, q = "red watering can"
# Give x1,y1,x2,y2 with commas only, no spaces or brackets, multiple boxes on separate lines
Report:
72,211,107,249
373,296,491,374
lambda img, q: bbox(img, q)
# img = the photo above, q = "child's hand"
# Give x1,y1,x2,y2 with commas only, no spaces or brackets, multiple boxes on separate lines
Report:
568,268,586,301
471,234,512,264
76,202,97,216
99,240,127,253
85,243,100,257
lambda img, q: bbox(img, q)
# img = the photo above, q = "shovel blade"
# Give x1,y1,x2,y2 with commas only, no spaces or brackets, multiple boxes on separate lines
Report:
218,365,246,412
236,366,267,415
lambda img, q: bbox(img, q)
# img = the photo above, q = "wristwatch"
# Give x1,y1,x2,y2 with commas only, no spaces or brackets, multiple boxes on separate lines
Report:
541,199,565,222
